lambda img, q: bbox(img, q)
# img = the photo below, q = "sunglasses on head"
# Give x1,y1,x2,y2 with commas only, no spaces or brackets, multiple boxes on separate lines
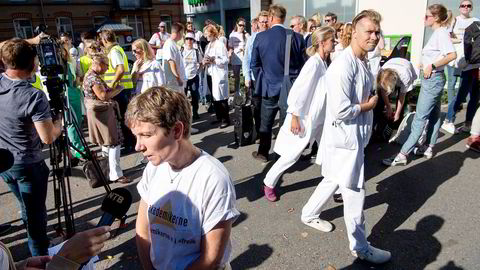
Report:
460,4,472,8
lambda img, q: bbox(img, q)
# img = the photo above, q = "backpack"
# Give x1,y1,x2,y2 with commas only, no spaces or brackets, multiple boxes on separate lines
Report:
180,47,201,64
153,32,162,55
464,21,480,64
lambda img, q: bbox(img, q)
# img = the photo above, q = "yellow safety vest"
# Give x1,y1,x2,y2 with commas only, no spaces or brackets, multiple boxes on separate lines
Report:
79,56,93,75
31,74,43,91
104,45,133,90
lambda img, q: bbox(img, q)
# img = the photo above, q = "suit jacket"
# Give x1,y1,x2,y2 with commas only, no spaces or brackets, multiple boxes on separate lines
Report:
251,25,306,97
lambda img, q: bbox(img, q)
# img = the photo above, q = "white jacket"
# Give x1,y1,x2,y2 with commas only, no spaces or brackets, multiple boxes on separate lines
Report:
205,39,229,101
132,59,165,93
274,53,328,157
318,46,374,189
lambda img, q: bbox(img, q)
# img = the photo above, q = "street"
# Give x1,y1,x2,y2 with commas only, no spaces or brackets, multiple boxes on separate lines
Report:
1,107,479,270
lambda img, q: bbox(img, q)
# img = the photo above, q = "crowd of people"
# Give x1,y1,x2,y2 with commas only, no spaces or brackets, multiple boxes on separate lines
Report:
0,0,479,269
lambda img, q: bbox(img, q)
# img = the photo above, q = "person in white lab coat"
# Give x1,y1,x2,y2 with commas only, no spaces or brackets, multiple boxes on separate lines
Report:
301,10,392,264
203,24,230,128
262,26,336,202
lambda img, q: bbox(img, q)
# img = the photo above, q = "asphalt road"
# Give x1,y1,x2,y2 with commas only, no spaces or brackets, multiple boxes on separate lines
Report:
1,107,478,270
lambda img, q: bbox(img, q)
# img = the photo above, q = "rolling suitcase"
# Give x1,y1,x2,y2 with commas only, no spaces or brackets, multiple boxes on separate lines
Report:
233,91,254,146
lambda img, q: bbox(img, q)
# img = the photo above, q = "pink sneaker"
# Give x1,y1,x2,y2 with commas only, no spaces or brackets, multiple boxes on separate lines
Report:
263,186,277,202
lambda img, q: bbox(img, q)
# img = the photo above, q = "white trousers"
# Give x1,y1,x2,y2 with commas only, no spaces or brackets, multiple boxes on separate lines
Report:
301,178,369,252
263,152,301,188
102,146,123,181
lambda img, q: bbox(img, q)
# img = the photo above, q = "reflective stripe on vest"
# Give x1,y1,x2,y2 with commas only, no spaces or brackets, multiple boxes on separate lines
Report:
104,45,133,90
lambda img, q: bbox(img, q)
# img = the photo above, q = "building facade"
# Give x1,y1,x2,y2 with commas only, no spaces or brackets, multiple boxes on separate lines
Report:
0,0,184,43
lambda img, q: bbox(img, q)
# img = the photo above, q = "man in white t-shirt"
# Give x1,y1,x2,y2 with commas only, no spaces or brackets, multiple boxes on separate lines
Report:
149,22,171,62
126,87,239,270
163,22,187,92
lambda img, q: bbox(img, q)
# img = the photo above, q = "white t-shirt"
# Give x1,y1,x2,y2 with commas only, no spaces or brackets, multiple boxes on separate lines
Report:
451,15,480,42
228,31,249,66
182,47,203,80
137,151,239,270
149,32,171,60
381,58,418,94
422,27,455,72
0,248,9,270
163,38,187,92
131,59,165,93
109,48,124,68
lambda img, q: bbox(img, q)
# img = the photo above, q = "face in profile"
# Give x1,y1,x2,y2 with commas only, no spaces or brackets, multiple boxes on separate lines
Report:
353,18,380,53
131,121,178,166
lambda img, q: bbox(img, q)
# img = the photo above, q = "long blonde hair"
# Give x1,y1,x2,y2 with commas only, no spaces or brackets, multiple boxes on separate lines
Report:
340,23,353,48
306,26,336,56
132,38,155,61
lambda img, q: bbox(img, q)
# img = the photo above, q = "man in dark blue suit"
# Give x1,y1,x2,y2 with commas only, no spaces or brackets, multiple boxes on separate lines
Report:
250,4,306,162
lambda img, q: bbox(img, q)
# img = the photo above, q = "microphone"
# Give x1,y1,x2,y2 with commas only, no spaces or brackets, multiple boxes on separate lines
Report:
0,148,14,174
97,188,132,227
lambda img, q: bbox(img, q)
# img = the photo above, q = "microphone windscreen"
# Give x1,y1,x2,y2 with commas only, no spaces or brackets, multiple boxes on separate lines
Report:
101,188,132,219
0,148,14,174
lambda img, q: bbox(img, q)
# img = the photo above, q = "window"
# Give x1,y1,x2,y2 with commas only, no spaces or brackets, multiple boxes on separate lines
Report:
93,16,108,29
306,0,356,23
56,17,74,40
13,19,33,39
160,15,172,33
123,15,144,38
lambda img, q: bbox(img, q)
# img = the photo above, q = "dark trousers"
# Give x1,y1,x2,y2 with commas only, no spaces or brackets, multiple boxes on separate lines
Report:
251,85,262,137
213,99,230,124
0,161,50,256
185,75,200,117
258,95,286,157
453,69,479,123
113,90,135,148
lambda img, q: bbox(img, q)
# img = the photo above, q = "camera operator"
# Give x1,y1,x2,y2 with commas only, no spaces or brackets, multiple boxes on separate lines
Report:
0,38,63,256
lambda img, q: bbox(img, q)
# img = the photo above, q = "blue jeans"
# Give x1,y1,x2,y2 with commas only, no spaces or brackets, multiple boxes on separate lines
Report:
446,69,479,123
445,65,461,121
0,161,50,256
401,72,445,155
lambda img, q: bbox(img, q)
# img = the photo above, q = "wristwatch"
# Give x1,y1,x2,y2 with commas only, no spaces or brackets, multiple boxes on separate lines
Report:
431,63,437,70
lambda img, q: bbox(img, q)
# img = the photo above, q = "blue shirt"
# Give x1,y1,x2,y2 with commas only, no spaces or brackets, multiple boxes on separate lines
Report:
242,32,257,82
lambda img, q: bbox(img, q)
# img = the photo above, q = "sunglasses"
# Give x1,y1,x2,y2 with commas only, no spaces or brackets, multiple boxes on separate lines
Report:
133,49,142,54
460,4,472,8
259,21,268,24
185,38,194,41
425,14,434,19
324,19,331,23
238,24,245,27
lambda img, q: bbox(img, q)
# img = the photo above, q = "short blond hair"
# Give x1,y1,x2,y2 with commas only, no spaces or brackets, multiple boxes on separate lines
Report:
352,9,382,30
125,86,192,138
377,68,399,96
269,4,287,21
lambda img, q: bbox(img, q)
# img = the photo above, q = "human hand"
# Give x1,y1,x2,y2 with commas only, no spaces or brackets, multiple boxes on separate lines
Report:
423,64,433,79
290,115,304,135
57,226,111,264
393,111,401,122
176,77,183,87
245,80,251,88
384,104,394,120
17,256,51,270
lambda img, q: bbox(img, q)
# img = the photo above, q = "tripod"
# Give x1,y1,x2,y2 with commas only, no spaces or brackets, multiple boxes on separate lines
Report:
45,76,112,240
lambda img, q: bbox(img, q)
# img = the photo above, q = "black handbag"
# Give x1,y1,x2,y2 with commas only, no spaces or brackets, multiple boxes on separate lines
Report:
82,156,109,188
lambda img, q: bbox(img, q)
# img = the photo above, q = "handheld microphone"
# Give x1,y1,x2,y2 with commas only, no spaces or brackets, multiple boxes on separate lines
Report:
0,148,14,174
97,188,132,227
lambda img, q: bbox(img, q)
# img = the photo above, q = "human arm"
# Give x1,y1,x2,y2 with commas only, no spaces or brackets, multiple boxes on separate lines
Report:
136,199,154,270
242,36,253,87
167,60,184,86
15,256,51,270
186,220,233,270
91,81,122,101
423,52,457,79
34,118,63,145
214,41,230,66
394,92,406,122
250,37,262,82
379,87,393,119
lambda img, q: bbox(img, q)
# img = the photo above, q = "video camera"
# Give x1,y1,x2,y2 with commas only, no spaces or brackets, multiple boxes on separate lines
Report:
34,24,66,116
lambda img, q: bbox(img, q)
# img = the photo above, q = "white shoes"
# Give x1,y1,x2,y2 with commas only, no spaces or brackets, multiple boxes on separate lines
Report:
302,218,333,232
413,145,433,159
352,245,391,264
441,121,457,135
382,153,407,166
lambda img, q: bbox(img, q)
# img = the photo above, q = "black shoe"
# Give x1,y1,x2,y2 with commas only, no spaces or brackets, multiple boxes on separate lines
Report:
333,193,343,203
0,224,11,235
251,151,268,162
220,122,230,129
192,114,200,121
211,120,222,125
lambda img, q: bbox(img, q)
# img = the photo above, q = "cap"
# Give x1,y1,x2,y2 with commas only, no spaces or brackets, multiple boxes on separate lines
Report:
159,22,167,27
186,17,193,23
185,32,195,40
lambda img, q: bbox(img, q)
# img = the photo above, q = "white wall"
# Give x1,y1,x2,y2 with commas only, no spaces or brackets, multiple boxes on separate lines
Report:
358,0,428,69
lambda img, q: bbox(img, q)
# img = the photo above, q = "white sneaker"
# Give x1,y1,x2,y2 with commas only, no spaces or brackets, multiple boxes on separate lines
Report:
441,121,457,135
413,146,433,159
302,218,333,232
382,153,407,166
352,245,391,264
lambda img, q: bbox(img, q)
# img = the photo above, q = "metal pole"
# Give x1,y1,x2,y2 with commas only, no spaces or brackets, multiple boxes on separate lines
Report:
39,0,47,26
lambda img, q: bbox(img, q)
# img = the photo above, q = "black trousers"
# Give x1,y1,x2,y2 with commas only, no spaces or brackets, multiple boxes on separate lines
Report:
213,99,230,124
113,90,135,148
185,75,200,117
251,83,262,137
258,95,286,157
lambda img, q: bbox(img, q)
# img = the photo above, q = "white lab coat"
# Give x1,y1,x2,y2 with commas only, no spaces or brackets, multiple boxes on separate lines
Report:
274,53,328,157
318,46,374,189
205,39,229,101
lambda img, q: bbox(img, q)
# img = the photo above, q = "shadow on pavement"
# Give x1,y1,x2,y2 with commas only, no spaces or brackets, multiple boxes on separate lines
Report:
230,243,274,270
